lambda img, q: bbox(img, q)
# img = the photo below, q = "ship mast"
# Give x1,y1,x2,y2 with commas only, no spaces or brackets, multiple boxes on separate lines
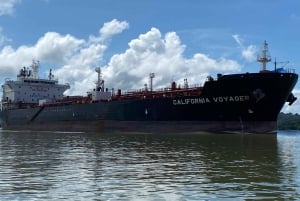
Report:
95,67,104,92
149,73,155,92
257,41,271,71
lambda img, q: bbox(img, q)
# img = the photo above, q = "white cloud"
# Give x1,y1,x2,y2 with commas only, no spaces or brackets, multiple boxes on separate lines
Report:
232,34,243,47
241,45,256,61
90,19,129,43
54,43,107,95
0,19,126,95
0,32,85,76
36,32,85,63
0,19,241,97
54,19,129,95
0,27,11,47
233,34,257,62
0,0,19,16
0,0,19,47
103,28,241,91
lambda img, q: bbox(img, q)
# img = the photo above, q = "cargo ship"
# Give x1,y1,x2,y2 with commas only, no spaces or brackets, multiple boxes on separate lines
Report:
0,41,298,133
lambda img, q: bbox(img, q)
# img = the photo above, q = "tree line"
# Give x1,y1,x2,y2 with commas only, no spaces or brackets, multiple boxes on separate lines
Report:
277,112,300,130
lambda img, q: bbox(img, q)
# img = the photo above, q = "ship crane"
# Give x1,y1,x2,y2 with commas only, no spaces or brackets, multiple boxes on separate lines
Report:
257,40,271,71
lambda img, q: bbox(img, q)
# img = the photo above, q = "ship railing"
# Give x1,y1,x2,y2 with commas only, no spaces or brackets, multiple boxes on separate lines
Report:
113,84,203,100
156,83,202,91
274,68,296,74
122,85,201,95
285,68,296,73
122,83,202,94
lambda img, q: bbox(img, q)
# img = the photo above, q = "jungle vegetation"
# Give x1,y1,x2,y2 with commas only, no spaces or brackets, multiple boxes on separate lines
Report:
278,112,300,130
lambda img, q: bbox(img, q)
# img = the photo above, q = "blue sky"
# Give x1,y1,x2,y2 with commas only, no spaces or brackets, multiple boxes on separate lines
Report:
0,0,300,113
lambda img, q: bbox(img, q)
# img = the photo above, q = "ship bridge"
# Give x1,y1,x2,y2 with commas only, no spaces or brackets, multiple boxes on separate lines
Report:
1,61,70,105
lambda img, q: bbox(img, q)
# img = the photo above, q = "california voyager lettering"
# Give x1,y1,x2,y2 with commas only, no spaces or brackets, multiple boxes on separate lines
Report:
173,96,249,105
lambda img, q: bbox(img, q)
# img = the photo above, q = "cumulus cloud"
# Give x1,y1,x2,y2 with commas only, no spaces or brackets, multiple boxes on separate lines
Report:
0,19,127,95
0,32,85,76
89,19,129,43
233,34,257,62
100,19,129,40
35,32,85,63
103,28,240,91
54,43,107,95
0,0,19,16
241,45,256,61
54,19,129,95
0,19,241,97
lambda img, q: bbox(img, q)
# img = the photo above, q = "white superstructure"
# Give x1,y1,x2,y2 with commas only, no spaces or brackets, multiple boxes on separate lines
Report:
1,61,70,104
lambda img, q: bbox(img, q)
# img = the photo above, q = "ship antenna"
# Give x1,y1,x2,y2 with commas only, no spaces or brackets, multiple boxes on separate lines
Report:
257,40,271,71
149,73,155,92
273,57,289,71
95,67,104,91
48,69,54,80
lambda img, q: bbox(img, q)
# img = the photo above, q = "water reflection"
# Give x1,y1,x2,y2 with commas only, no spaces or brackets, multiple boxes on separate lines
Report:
0,130,299,200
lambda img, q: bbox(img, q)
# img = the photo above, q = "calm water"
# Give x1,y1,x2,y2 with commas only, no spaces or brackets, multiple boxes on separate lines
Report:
0,130,299,201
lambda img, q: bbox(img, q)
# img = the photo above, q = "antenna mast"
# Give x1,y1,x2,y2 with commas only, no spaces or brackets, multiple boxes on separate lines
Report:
149,73,155,92
95,67,104,91
257,41,271,71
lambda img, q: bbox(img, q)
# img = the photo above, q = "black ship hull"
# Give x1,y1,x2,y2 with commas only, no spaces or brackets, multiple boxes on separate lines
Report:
1,72,298,134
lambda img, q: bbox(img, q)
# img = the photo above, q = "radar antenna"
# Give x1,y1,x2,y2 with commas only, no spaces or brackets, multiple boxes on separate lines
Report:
274,57,289,71
257,41,271,71
48,69,54,80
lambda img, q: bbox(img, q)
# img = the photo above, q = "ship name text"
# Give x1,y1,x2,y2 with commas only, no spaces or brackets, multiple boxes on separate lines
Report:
173,95,250,105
